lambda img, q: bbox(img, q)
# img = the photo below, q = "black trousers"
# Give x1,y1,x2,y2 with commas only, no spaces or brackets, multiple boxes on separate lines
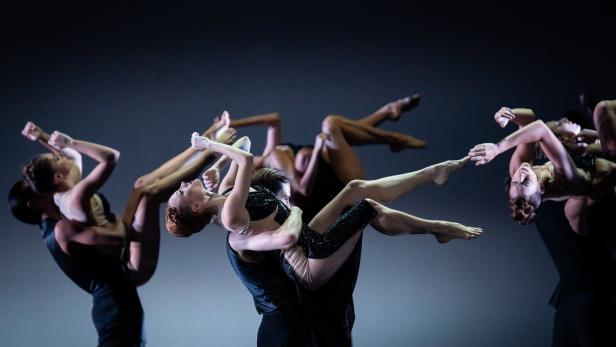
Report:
257,310,316,347
552,290,616,347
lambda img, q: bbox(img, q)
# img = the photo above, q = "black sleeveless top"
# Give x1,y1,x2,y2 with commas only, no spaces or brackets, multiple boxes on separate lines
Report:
534,200,616,307
40,218,144,346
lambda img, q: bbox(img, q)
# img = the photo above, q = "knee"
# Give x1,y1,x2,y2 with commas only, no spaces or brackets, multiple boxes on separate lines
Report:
345,179,368,193
594,100,614,119
321,114,343,134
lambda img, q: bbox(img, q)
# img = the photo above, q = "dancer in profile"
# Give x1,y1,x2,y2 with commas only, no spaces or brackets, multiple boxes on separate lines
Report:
166,133,481,345
476,104,616,346
10,121,235,346
204,94,424,221
469,101,616,234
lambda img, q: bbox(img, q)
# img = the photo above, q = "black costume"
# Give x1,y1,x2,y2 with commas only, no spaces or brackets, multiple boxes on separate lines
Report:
226,185,376,346
534,197,616,347
40,218,144,347
280,143,363,346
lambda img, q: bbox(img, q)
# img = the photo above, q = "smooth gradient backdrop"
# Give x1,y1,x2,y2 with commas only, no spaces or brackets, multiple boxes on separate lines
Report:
1,2,615,346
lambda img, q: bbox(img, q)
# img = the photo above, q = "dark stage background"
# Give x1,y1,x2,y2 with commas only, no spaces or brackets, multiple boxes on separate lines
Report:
1,2,615,346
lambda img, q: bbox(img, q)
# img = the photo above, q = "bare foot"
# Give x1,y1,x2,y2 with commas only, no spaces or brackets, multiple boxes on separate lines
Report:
434,222,482,244
432,157,470,186
382,94,421,121
389,134,427,152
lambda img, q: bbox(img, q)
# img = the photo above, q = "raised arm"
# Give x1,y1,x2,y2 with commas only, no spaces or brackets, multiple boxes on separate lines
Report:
48,131,120,211
21,121,61,155
470,119,578,181
229,206,302,251
228,112,281,156
493,107,538,175
191,133,253,232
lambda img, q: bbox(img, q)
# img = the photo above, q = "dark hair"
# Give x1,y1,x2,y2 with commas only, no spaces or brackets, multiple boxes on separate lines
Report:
165,204,214,237
8,180,42,225
22,154,56,193
563,109,594,130
251,168,291,195
505,175,541,224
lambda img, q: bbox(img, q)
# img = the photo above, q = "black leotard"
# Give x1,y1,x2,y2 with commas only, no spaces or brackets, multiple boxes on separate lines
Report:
40,218,144,347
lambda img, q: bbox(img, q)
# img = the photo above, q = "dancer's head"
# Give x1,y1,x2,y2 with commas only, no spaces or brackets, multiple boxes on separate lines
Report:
506,163,542,224
22,152,76,193
166,179,217,237
8,180,52,225
251,168,291,207
546,117,582,141
294,147,313,174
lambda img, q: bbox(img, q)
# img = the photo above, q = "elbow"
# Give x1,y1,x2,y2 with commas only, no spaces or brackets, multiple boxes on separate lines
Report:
239,152,254,167
104,150,120,165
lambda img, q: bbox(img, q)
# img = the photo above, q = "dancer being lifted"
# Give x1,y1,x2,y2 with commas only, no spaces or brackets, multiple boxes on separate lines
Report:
202,94,425,221
11,121,235,346
165,132,482,345
469,101,616,234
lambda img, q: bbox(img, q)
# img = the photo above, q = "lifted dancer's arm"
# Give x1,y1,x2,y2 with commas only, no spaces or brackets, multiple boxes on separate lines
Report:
192,134,253,232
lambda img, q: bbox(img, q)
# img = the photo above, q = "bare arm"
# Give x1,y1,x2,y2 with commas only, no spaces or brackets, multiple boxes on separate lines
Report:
470,120,579,181
204,136,252,193
49,132,120,215
229,112,281,156
54,219,125,256
229,206,302,251
192,134,254,232
495,107,538,176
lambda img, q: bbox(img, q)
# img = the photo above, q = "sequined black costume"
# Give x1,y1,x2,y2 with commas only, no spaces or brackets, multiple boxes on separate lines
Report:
227,183,376,346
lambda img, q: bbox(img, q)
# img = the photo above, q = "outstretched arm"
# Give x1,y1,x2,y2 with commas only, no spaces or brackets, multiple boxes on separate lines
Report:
49,131,120,214
229,206,302,251
192,133,254,232
470,119,579,181
228,112,281,156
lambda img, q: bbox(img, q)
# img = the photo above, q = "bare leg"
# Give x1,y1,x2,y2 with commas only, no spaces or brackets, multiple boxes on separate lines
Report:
326,115,426,151
309,157,469,233
593,100,616,156
367,199,482,243
283,231,363,290
358,94,421,126
320,115,366,183
123,150,218,285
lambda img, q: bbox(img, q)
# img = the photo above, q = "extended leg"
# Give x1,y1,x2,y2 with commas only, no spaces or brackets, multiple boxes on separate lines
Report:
358,94,421,127
123,149,219,285
366,199,482,244
309,157,469,233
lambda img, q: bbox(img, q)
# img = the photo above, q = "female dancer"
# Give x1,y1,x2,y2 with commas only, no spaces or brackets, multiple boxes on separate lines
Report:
166,133,481,344
203,95,425,221
11,122,235,346
468,101,616,233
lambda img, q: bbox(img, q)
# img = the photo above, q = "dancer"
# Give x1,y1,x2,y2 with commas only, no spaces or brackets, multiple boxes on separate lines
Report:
11,122,235,346
204,95,425,221
166,134,481,344
469,102,616,234
489,106,616,346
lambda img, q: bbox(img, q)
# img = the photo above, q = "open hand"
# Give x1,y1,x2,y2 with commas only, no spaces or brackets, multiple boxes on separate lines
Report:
468,143,499,166
48,131,74,149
